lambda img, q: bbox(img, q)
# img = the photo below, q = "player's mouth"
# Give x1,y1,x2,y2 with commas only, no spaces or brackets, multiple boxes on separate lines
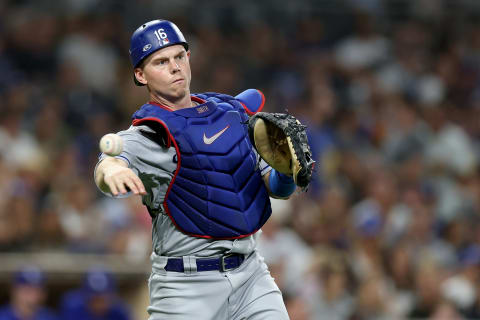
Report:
173,78,184,84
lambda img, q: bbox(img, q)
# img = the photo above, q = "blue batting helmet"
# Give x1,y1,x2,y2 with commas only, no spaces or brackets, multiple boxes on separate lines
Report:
129,20,188,86
14,266,45,287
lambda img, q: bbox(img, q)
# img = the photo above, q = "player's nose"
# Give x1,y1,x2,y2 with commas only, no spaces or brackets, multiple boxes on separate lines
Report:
169,59,180,73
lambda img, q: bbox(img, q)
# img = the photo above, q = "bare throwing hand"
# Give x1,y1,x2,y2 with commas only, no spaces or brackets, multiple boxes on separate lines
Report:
95,157,147,197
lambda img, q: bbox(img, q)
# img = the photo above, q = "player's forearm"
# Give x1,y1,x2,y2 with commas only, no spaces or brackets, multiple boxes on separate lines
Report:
94,157,129,194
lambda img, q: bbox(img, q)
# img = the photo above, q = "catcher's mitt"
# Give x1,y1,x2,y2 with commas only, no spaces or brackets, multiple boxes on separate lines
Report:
248,112,315,190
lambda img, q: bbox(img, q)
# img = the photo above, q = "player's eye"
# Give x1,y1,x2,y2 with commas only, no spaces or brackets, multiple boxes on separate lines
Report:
176,54,184,60
154,59,167,65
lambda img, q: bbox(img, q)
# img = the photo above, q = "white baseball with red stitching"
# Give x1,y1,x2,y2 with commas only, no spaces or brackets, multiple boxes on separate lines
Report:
99,133,124,156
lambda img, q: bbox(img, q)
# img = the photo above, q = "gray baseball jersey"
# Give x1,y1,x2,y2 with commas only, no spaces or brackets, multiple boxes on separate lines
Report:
96,124,289,319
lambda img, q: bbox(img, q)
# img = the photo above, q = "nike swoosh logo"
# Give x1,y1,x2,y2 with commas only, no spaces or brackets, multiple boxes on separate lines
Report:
203,125,230,144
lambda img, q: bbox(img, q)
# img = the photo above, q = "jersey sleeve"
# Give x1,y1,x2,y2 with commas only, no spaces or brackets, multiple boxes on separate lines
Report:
95,125,177,208
95,126,144,198
113,126,144,168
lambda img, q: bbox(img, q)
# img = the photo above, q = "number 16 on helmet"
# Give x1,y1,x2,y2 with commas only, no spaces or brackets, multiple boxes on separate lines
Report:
129,19,189,86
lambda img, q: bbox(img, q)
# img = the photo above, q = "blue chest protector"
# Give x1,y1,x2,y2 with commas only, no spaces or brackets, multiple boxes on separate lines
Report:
131,92,271,239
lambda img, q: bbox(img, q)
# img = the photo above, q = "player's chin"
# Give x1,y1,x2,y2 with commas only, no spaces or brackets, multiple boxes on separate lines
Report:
171,86,188,98
161,90,187,103
173,80,188,91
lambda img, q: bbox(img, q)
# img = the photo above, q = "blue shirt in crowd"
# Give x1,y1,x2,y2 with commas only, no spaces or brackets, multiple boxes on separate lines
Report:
60,290,130,320
0,305,58,320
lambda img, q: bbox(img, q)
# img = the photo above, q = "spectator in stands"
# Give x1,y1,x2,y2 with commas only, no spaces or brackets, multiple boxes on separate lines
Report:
60,268,130,320
0,266,58,320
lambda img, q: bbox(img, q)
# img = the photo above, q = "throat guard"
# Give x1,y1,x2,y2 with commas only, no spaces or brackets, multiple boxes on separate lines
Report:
132,93,271,239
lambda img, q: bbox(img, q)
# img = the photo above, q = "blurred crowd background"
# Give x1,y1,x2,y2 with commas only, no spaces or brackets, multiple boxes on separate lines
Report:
2,0,480,319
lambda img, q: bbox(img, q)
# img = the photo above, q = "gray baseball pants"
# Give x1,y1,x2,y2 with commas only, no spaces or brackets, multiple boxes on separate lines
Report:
147,251,290,319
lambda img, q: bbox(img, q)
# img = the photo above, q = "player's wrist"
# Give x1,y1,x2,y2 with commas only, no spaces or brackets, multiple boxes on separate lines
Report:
268,169,296,198
276,170,294,183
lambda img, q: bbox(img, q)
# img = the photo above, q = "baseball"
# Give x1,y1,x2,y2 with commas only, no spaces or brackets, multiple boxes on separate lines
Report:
99,133,123,156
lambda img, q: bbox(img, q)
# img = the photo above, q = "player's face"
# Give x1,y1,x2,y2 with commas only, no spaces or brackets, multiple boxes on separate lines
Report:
136,45,191,102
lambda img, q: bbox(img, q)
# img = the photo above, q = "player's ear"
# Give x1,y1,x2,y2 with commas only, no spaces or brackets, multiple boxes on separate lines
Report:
134,68,148,85
186,50,191,59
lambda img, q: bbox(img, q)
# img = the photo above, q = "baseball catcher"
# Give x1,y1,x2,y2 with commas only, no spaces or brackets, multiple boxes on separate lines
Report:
94,18,315,320
248,112,315,192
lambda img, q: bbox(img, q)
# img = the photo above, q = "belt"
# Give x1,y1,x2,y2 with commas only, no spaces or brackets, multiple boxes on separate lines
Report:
164,253,245,272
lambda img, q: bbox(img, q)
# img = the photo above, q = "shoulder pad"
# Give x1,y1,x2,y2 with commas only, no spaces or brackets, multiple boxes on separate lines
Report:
135,120,171,148
234,89,265,115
